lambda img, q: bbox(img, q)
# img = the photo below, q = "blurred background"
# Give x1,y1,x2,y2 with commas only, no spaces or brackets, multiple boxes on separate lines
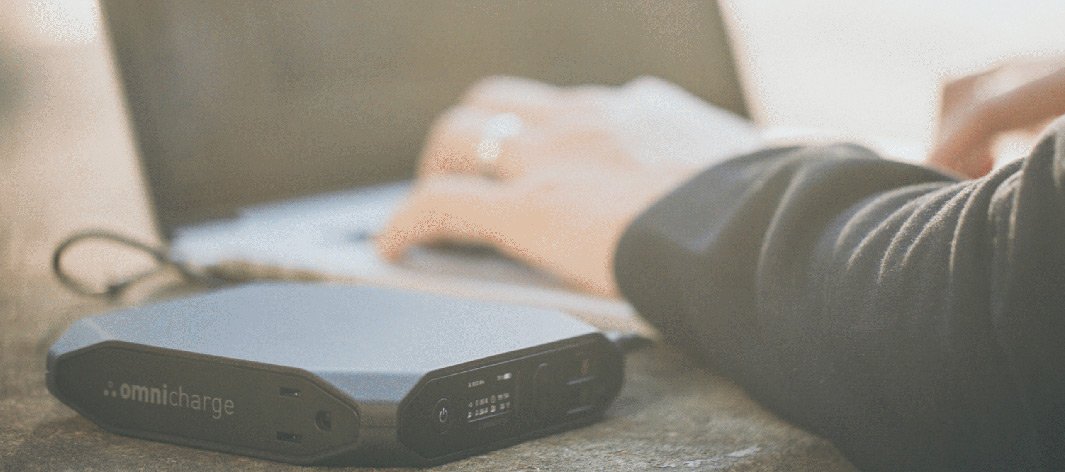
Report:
1,0,1064,284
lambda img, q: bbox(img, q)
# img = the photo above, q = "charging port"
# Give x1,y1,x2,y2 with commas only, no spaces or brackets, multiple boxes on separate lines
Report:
279,387,301,398
276,431,302,443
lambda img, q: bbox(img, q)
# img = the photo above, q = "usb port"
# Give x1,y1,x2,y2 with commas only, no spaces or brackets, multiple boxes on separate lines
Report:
276,431,302,443
279,387,301,398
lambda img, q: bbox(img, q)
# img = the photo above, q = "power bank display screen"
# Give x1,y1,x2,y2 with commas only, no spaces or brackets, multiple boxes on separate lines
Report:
464,370,515,424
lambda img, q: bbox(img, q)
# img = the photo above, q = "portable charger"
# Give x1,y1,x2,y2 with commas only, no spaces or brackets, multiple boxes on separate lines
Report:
46,283,624,465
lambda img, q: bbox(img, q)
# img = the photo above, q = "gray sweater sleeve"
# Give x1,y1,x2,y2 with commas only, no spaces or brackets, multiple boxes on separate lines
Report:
614,120,1065,471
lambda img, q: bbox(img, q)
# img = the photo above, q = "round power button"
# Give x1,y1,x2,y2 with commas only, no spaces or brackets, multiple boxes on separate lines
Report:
433,398,452,433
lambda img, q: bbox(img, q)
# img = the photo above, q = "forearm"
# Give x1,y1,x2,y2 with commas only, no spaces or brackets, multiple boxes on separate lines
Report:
615,124,1065,470
983,67,1065,133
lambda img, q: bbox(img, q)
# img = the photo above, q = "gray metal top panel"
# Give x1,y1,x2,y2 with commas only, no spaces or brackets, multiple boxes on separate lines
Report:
55,283,598,375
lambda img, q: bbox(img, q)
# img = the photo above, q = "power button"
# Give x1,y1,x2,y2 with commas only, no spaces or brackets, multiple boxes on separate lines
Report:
433,398,452,433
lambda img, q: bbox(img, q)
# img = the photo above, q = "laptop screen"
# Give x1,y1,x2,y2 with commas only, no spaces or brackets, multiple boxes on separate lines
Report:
101,0,748,237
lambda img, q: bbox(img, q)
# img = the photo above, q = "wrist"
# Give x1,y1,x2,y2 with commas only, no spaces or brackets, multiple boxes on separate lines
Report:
966,100,1004,140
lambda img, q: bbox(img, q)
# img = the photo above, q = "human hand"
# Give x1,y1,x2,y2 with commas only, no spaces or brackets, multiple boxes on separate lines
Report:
414,75,760,178
927,59,1065,178
376,76,755,295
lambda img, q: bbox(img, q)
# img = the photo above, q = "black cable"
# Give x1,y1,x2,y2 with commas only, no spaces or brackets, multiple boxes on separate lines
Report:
54,231,658,353
51,229,225,299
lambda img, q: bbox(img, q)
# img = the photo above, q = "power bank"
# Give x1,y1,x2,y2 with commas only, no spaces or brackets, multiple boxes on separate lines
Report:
46,283,624,465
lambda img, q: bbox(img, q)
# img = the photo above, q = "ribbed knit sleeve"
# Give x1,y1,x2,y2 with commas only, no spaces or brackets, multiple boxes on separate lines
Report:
615,121,1065,470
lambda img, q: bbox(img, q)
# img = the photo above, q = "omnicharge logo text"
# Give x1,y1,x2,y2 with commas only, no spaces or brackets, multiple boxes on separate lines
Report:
102,381,235,420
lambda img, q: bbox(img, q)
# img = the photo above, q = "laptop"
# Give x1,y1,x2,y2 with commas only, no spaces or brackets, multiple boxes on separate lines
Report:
99,0,756,323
